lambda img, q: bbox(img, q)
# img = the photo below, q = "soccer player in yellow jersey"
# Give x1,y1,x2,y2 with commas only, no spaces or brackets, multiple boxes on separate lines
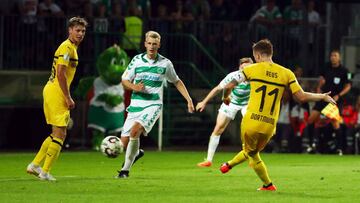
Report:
26,17,87,181
219,39,336,191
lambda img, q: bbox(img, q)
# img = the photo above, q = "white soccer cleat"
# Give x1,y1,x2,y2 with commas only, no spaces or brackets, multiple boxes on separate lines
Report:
26,163,43,177
38,172,56,181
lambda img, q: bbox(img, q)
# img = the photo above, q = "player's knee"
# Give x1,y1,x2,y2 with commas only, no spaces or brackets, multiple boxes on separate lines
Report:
130,123,144,138
247,150,258,158
52,127,66,141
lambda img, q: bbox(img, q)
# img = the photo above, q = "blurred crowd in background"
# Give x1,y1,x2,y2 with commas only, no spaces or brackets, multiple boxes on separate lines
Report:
0,0,359,154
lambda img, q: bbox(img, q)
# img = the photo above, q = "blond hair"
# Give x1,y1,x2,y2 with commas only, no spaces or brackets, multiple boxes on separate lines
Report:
239,57,253,65
145,31,161,41
68,16,88,28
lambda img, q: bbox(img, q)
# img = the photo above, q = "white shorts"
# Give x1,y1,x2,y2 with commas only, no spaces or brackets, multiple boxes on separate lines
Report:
121,104,162,137
218,102,247,120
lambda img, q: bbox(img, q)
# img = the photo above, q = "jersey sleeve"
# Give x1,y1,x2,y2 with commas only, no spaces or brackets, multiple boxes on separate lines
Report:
57,44,72,67
165,60,180,83
342,67,351,84
219,71,238,88
287,70,302,94
122,57,136,81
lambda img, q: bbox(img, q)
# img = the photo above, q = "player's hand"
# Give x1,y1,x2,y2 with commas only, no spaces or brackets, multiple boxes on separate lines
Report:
196,101,206,112
333,94,340,102
187,100,195,113
133,81,144,92
323,91,336,105
222,97,230,105
66,96,75,109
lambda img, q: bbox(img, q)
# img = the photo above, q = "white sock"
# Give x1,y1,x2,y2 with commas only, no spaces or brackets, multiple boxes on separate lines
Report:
206,134,220,162
122,138,140,171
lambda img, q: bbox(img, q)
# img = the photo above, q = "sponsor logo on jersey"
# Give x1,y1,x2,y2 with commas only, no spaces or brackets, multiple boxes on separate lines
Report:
63,53,70,61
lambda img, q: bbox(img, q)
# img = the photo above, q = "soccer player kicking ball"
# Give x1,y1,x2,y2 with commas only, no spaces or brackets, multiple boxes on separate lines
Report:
219,39,336,191
117,31,194,178
196,57,253,167
26,17,88,181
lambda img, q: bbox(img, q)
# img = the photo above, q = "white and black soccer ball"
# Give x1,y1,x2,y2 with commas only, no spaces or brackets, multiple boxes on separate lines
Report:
100,136,124,158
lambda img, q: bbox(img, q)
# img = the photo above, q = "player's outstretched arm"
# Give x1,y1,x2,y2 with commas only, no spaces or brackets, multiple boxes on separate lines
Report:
293,89,336,105
196,85,222,112
173,79,194,113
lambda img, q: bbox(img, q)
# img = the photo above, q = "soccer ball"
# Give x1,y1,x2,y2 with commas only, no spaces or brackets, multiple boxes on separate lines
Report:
100,136,124,158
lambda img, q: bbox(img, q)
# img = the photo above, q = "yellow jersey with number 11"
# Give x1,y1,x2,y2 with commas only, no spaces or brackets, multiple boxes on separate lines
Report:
241,62,302,134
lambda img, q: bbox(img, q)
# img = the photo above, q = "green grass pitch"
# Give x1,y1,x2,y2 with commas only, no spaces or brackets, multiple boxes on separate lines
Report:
0,151,359,202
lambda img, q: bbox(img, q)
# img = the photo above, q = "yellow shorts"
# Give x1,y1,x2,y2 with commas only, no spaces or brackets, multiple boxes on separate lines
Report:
241,117,274,155
43,84,70,127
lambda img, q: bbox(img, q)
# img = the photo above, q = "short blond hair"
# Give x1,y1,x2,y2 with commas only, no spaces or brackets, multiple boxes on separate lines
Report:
68,16,88,28
145,31,161,41
239,57,253,65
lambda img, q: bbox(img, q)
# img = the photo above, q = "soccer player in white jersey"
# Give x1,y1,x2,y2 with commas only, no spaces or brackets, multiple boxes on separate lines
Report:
117,31,195,178
196,58,253,167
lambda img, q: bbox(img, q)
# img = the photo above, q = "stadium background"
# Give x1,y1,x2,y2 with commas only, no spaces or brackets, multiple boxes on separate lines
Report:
0,0,359,153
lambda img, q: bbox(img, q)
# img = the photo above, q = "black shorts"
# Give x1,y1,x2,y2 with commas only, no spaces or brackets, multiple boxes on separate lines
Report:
312,101,328,112
312,99,344,112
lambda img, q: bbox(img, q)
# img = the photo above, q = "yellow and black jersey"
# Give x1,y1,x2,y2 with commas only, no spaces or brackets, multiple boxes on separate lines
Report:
48,39,78,88
241,62,302,134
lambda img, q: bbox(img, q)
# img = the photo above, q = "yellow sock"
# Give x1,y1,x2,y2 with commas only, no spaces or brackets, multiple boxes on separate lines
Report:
32,135,53,166
250,153,271,185
228,150,248,167
43,137,63,173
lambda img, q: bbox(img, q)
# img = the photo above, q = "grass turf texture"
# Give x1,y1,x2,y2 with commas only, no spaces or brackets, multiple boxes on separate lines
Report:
0,151,359,202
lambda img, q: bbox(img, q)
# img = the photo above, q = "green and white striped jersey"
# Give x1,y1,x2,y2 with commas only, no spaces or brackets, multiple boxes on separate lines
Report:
219,71,250,106
122,53,179,112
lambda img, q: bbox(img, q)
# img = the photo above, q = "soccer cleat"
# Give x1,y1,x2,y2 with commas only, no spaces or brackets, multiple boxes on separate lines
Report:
220,162,232,173
38,172,56,181
26,163,43,177
117,170,129,178
257,183,277,191
197,160,212,167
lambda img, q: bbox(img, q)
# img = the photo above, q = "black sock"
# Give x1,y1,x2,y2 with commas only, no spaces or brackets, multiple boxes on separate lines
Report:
264,182,273,188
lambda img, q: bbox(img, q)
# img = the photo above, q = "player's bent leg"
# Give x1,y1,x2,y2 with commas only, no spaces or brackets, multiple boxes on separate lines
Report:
220,150,249,173
198,114,231,167
228,150,249,167
213,113,232,135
